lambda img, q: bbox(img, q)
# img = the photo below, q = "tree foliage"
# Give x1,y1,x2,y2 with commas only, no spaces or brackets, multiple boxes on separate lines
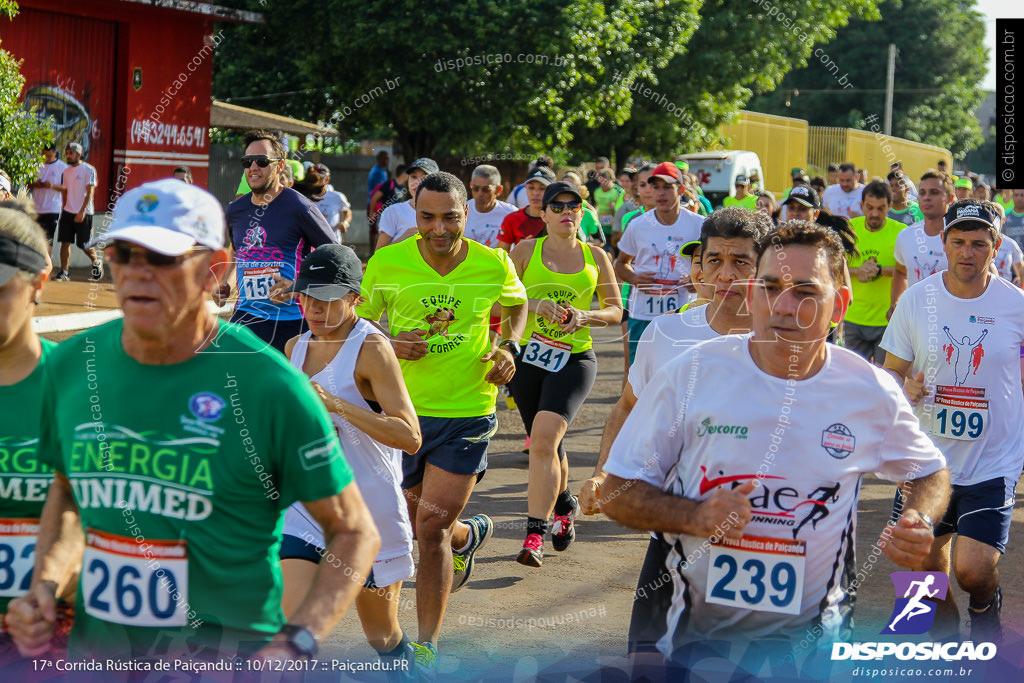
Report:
574,0,879,162
214,0,885,161
215,0,701,159
0,3,51,187
748,0,986,157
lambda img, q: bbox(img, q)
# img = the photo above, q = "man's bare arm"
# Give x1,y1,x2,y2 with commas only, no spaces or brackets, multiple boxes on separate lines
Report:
579,384,637,514
602,475,756,541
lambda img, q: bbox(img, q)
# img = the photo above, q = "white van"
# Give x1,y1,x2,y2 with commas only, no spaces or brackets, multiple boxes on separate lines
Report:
679,151,764,210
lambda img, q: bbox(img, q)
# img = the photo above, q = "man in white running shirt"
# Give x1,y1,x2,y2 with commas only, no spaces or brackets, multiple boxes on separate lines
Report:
465,165,516,248
889,170,954,320
881,200,1024,644
614,161,703,363
602,221,949,676
375,158,438,251
580,207,772,657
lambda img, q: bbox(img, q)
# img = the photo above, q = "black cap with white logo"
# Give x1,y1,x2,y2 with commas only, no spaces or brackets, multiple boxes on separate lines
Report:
943,200,999,232
288,244,363,302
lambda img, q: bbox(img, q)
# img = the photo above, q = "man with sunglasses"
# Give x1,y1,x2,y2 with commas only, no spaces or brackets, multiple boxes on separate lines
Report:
223,130,337,353
464,164,515,248
7,179,379,665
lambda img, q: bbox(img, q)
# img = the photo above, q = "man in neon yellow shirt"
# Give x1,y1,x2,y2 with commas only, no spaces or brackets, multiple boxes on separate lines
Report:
844,180,906,364
358,172,527,674
722,175,756,210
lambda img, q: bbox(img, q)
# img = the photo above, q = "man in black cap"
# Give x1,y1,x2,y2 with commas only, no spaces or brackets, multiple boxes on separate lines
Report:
375,157,439,251
881,199,1024,643
497,165,556,251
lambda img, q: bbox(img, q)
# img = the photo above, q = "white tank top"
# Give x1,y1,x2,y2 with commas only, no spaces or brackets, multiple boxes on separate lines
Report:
283,319,413,561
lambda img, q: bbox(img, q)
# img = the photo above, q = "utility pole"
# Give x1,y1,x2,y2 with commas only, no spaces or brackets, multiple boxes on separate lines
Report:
884,43,896,136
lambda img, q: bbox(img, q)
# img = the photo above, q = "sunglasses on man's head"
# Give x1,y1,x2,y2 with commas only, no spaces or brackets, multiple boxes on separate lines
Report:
105,242,209,267
548,201,582,214
241,155,284,169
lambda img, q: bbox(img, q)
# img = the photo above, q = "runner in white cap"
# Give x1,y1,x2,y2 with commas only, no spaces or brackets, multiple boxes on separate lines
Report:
6,179,379,665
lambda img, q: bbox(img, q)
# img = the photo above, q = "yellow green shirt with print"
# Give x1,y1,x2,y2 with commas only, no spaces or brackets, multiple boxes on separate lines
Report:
846,216,907,327
359,237,527,417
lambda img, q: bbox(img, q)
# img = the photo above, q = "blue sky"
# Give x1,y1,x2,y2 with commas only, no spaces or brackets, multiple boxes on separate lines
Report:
978,0,1023,90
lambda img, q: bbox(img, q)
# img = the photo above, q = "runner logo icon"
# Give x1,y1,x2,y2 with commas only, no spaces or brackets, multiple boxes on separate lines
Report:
881,571,949,635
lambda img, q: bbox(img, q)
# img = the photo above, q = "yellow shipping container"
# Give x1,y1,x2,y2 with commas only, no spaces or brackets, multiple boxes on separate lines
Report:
719,111,808,197
714,110,953,197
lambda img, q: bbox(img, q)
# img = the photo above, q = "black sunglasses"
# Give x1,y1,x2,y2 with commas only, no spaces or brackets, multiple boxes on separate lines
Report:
548,201,582,214
241,155,284,169
105,242,209,267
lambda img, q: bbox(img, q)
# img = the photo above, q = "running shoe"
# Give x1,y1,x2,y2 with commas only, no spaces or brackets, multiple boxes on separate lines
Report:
522,435,530,454
54,271,70,281
406,641,438,680
451,513,493,592
516,533,544,567
89,260,103,282
551,494,580,552
969,587,1003,644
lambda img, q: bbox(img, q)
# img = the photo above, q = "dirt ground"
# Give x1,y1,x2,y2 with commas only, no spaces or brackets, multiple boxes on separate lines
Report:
36,280,1024,682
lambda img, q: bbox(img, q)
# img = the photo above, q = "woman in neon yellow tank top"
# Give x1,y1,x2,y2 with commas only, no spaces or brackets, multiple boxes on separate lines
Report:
508,182,622,568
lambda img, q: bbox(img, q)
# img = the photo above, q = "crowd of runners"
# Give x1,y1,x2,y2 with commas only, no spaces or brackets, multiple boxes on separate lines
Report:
0,130,1022,681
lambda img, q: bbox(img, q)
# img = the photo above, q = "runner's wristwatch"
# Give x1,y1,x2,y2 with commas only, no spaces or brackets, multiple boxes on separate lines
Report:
278,624,319,657
498,339,520,359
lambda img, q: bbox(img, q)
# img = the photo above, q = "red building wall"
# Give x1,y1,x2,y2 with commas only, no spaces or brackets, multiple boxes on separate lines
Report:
6,1,221,211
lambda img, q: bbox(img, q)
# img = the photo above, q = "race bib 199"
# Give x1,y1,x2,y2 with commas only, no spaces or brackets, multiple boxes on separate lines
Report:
0,519,39,598
521,333,572,373
706,534,806,616
82,529,189,627
929,385,987,441
240,263,280,301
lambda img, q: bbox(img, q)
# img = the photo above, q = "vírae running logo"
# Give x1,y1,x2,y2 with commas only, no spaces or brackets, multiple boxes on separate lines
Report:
881,571,949,635
695,417,748,439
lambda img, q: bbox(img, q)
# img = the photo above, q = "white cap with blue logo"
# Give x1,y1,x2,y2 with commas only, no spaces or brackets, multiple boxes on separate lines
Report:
88,178,225,255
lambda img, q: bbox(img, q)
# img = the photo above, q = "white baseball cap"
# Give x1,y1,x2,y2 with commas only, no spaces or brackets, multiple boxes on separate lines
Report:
88,179,225,255
0,174,11,194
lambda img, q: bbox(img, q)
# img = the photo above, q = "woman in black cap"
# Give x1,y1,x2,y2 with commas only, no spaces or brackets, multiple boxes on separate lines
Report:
279,243,423,670
507,182,622,567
